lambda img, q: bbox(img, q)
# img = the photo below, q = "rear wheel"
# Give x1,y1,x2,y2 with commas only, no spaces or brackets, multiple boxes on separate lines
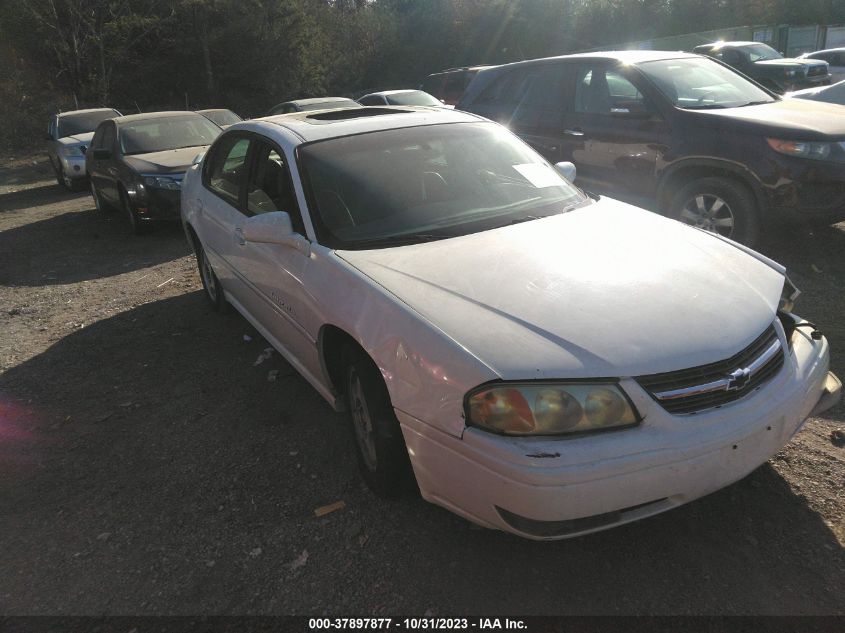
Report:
194,238,227,312
342,345,413,498
668,176,760,246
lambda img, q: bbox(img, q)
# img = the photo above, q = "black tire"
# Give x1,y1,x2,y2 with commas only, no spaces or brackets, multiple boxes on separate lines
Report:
668,176,760,246
120,188,146,235
91,181,112,214
194,238,227,312
53,160,85,192
342,345,413,498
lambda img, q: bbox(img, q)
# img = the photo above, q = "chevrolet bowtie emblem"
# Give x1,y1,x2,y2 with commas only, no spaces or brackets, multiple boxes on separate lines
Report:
726,367,752,391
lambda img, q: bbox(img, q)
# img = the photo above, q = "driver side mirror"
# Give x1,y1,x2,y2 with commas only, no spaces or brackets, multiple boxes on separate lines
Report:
242,211,310,255
554,161,577,182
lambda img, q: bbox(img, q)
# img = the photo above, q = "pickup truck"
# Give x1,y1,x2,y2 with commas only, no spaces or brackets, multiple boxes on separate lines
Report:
693,42,831,93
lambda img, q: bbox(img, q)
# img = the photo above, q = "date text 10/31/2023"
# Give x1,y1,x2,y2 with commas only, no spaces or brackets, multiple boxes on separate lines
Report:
307,618,528,630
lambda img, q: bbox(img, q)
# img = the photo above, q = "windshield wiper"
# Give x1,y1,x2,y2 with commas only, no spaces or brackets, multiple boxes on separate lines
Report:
348,232,454,248
737,100,775,107
682,104,730,110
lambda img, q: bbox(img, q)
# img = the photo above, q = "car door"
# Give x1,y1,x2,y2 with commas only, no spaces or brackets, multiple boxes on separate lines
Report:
558,61,669,204
89,121,120,205
198,132,253,300
507,63,569,163
227,138,324,379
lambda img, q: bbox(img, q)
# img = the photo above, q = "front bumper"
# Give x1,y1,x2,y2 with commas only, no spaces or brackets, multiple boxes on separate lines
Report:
129,184,182,221
58,154,87,179
399,324,837,540
762,154,845,225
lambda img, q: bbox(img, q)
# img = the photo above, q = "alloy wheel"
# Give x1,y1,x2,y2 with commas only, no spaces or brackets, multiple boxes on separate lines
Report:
348,367,378,472
199,249,218,302
678,194,735,238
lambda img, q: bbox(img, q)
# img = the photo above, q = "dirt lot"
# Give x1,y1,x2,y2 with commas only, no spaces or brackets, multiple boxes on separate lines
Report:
1,154,843,616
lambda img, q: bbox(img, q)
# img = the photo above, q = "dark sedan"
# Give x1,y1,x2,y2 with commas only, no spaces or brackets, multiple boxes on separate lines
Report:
87,111,221,234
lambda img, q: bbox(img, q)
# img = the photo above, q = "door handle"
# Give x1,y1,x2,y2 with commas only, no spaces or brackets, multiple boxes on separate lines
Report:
234,227,246,246
564,129,585,137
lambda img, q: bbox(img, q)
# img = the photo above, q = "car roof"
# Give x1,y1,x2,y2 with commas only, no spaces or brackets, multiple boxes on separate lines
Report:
285,97,357,106
197,108,233,114
362,90,423,97
486,50,698,72
805,47,845,54
57,107,119,118
111,111,205,125
428,65,492,75
696,41,761,49
253,105,485,143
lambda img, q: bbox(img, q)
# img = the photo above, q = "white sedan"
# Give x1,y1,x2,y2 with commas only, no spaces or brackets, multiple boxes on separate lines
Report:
180,106,840,539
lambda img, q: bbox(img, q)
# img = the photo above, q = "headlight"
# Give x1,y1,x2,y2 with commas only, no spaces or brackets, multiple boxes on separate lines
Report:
466,382,639,436
780,275,800,312
144,176,181,190
59,146,83,157
766,138,831,160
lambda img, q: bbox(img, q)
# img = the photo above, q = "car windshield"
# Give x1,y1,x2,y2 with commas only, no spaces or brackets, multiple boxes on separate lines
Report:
119,115,221,155
300,122,589,250
57,110,120,138
299,99,361,111
638,57,776,109
201,110,241,126
742,44,782,61
385,91,442,106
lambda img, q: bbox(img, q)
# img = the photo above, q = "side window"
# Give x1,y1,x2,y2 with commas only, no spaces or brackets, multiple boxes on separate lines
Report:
246,141,306,234
574,65,649,115
206,135,250,207
832,53,845,65
510,65,566,129
91,125,104,150
101,123,116,151
359,96,381,106
474,68,535,120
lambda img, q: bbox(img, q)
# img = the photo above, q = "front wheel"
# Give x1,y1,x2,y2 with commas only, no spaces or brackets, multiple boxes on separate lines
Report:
342,346,413,498
668,176,760,246
120,188,145,235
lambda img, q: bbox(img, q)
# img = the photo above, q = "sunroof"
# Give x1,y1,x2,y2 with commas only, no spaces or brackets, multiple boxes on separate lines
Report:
305,107,414,122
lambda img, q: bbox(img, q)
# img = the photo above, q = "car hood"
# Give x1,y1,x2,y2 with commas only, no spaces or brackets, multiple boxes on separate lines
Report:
685,98,845,137
58,132,95,147
338,201,785,379
124,146,210,174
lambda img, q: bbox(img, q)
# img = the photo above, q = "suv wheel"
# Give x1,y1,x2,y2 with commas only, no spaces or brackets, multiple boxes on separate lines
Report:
669,177,759,246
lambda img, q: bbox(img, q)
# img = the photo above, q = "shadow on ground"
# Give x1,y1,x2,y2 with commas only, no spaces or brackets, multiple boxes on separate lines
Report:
0,293,842,615
0,204,189,286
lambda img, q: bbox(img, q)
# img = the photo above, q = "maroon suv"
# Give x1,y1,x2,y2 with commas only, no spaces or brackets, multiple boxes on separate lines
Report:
457,50,845,245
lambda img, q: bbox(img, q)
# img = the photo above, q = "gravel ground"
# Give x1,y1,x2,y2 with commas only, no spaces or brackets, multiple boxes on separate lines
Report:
1,154,843,616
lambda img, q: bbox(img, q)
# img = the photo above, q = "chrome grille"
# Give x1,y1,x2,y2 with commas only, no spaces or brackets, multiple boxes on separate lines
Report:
808,66,826,77
636,325,784,415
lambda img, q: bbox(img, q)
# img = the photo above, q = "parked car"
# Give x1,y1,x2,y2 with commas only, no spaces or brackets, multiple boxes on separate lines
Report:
46,107,122,191
457,50,845,245
357,89,449,108
87,111,221,234
197,108,242,129
799,48,845,83
692,42,831,93
420,66,492,105
787,79,845,106
265,97,361,116
180,106,840,540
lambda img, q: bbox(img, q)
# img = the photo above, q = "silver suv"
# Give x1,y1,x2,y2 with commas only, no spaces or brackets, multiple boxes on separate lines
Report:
46,108,121,191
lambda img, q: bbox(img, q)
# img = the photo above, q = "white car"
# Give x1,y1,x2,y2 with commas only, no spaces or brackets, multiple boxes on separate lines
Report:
46,107,121,191
180,106,841,540
787,79,845,106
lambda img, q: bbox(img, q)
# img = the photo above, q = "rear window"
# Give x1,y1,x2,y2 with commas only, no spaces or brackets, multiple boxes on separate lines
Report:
57,110,120,138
